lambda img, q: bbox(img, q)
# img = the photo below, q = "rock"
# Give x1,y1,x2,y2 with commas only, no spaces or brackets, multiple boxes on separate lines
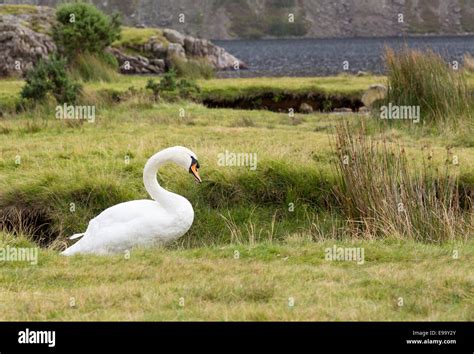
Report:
362,84,387,107
167,42,186,59
358,106,370,114
0,7,56,77
150,58,165,69
151,43,167,57
163,28,185,45
334,108,353,113
143,42,152,52
356,70,368,76
106,47,165,75
299,102,313,114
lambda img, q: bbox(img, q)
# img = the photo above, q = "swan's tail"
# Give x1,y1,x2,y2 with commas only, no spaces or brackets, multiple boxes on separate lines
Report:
61,233,86,256
69,233,85,240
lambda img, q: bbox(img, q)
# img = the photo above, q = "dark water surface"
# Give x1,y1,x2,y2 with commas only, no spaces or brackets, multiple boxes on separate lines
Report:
214,36,474,77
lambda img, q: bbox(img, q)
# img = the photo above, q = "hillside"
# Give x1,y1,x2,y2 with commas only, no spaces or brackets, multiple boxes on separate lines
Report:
2,0,474,39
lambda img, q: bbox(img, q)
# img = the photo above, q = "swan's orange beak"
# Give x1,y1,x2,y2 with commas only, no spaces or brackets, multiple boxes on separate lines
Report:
190,163,202,183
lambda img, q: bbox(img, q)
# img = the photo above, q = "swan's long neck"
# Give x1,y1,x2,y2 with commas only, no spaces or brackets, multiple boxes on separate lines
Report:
143,150,180,209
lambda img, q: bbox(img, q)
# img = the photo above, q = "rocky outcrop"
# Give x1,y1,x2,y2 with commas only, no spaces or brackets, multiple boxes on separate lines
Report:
0,5,246,77
108,28,246,75
163,29,246,70
0,6,56,77
163,29,185,45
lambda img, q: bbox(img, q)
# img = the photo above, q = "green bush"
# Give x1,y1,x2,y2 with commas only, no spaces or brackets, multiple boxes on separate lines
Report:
177,79,201,99
20,56,81,104
145,79,161,100
53,2,121,58
159,69,178,91
145,71,201,100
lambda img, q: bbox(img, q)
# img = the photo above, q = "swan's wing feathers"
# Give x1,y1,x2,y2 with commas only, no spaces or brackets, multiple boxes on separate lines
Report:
75,214,177,254
90,200,167,230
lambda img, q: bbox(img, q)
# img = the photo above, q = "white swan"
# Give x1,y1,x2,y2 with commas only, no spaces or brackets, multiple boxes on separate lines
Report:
61,146,201,256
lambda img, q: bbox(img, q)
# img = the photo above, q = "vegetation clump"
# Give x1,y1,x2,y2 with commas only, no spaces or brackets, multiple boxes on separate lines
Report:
146,69,201,100
170,56,215,80
20,56,81,104
52,2,121,82
383,47,471,127
334,120,471,242
53,2,121,58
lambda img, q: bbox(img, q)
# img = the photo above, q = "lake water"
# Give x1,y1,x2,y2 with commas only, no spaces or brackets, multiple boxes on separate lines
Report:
214,36,474,77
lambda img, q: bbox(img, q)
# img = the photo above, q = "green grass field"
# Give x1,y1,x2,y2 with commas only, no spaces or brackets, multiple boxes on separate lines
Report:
1,234,472,321
0,74,384,112
0,74,473,321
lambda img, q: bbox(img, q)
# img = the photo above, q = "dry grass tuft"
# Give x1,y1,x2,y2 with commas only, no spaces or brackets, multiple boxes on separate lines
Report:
334,120,472,242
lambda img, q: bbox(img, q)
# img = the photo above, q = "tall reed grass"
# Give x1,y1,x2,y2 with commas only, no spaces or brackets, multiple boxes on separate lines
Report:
170,55,215,80
464,54,474,73
334,120,472,242
383,47,471,126
68,52,119,82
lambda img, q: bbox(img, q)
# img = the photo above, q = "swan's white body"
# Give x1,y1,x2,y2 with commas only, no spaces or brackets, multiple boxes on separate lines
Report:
61,146,200,256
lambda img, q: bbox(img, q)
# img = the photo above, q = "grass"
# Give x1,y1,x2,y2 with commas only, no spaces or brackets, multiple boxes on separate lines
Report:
0,74,385,114
68,52,119,83
334,120,471,242
465,54,474,73
0,100,338,247
0,99,472,246
112,26,168,49
0,233,472,320
0,71,472,320
199,74,385,101
171,55,216,80
383,47,472,127
3,73,472,112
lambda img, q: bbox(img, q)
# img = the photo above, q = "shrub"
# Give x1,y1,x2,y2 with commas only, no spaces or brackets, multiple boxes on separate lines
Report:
53,2,121,58
146,73,201,100
383,47,471,126
177,79,201,99
333,120,471,242
145,79,161,100
159,69,178,91
20,56,81,104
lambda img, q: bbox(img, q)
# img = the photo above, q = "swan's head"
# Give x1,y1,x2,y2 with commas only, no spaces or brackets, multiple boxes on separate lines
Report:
168,146,202,183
